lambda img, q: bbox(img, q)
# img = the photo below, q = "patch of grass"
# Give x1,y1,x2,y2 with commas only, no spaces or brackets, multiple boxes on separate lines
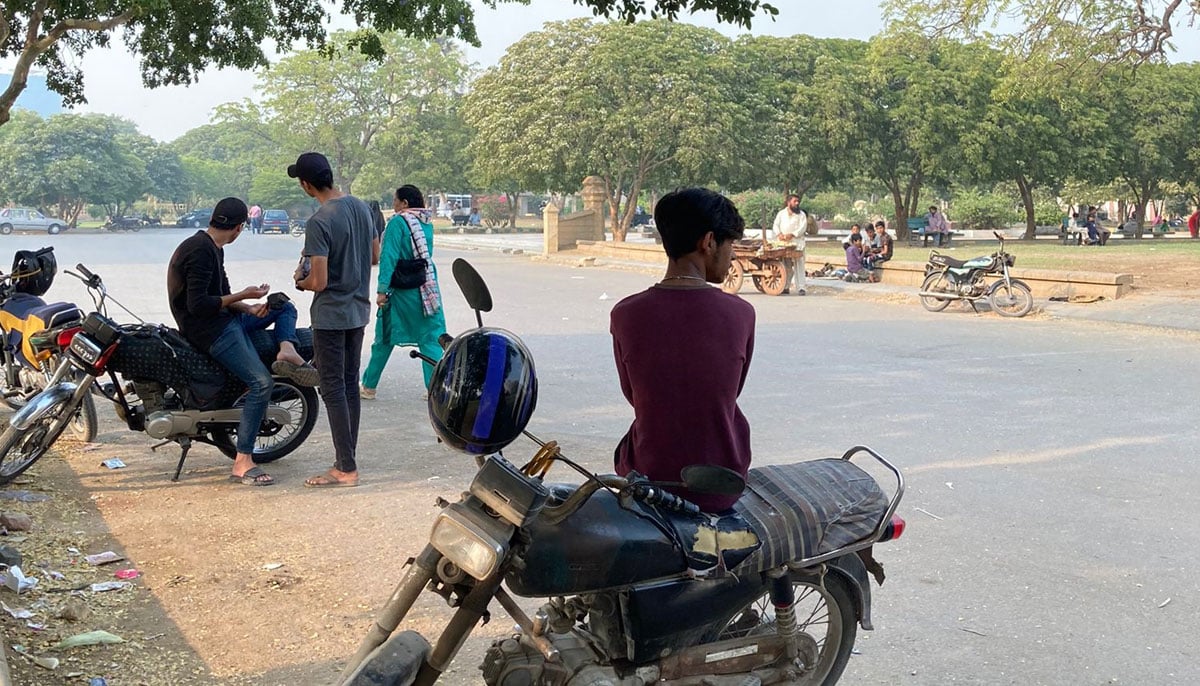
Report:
803,238,1200,271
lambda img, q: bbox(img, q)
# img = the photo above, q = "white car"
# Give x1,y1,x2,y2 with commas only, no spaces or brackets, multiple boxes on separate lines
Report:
0,207,69,235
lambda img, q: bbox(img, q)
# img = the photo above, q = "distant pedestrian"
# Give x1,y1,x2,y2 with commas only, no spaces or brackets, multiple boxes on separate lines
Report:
1188,208,1199,239
248,204,263,234
770,194,807,295
288,152,380,488
361,184,447,399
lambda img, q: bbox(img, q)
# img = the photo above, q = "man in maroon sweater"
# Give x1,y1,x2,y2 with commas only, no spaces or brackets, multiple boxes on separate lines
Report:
610,188,755,512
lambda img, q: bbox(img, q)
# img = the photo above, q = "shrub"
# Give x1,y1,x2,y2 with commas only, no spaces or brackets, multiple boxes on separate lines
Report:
730,189,784,233
949,188,1020,230
477,195,509,228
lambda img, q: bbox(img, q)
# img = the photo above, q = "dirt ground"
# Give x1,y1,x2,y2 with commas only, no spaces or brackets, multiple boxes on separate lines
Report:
1,245,1195,685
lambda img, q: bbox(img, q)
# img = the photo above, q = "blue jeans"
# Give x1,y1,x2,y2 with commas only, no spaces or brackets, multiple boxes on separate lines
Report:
208,304,299,454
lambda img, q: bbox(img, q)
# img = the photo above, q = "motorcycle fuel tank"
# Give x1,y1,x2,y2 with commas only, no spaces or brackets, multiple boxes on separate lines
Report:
505,488,687,597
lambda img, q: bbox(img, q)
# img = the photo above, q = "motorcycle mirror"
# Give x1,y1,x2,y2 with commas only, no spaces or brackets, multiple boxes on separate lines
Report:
679,465,746,496
993,231,1005,242
452,259,493,327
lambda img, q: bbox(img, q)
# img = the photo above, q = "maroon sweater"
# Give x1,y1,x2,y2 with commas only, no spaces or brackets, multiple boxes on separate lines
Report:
610,286,755,512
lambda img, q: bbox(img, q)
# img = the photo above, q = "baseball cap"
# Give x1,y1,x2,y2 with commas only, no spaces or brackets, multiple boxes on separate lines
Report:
287,152,333,185
211,197,248,229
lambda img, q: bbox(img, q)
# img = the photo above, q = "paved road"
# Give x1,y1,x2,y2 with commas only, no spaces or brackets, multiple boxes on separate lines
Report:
6,229,1199,684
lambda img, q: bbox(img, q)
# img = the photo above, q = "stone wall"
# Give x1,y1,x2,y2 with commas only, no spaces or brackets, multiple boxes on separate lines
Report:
543,176,606,253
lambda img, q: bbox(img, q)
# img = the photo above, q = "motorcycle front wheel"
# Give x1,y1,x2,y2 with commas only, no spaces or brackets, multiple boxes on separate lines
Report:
919,272,953,312
67,393,98,443
989,279,1034,317
711,572,857,686
212,377,319,464
0,395,81,483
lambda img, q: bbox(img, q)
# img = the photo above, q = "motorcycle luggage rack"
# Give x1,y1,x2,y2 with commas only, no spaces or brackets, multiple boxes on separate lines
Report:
777,445,905,570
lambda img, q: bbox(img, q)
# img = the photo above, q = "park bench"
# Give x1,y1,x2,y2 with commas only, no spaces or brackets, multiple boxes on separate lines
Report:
1117,221,1173,239
1060,218,1084,245
906,217,958,247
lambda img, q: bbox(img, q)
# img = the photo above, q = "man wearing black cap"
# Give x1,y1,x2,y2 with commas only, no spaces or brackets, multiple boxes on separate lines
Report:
167,197,318,487
289,152,379,488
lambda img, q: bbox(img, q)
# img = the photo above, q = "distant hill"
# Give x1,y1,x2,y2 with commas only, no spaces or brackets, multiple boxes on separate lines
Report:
0,74,63,117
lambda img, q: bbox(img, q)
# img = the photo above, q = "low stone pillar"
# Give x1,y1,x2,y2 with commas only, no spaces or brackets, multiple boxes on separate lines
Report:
581,176,606,241
543,201,562,254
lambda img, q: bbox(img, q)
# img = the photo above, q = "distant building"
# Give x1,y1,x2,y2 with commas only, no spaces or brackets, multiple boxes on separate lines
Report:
0,74,62,117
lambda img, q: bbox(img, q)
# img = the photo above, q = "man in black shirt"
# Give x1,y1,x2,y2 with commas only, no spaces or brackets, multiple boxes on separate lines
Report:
167,197,317,486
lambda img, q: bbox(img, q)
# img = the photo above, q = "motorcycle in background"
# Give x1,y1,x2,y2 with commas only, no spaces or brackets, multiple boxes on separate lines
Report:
919,231,1034,317
0,247,97,443
0,263,320,484
337,259,906,686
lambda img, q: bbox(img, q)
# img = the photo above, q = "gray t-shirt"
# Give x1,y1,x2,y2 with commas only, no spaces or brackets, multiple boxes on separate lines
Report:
303,195,375,330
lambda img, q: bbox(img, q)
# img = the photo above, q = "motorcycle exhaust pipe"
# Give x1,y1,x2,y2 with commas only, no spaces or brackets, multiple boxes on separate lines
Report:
917,291,966,300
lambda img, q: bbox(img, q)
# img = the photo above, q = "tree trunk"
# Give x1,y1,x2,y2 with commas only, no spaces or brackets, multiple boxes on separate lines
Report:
505,191,518,229
1016,174,1036,240
889,183,908,241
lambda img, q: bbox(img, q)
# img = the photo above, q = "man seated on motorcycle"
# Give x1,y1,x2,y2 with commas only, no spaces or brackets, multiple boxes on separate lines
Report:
167,197,319,487
609,188,754,513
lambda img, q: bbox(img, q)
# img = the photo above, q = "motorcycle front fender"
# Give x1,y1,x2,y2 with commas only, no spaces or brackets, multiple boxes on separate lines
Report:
11,382,78,430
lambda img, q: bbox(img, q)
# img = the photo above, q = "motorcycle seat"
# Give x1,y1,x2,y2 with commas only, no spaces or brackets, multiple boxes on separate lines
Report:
732,459,889,573
28,302,83,331
929,252,970,269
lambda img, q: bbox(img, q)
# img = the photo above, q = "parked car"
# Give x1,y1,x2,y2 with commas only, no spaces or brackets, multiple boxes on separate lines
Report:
630,210,655,231
0,207,69,235
261,209,290,234
176,208,213,228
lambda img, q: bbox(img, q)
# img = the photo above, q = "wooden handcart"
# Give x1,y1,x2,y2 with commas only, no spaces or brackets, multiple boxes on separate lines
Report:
720,239,800,296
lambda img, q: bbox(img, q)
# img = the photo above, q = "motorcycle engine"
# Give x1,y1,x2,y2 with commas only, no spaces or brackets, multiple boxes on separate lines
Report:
132,381,168,414
481,633,648,686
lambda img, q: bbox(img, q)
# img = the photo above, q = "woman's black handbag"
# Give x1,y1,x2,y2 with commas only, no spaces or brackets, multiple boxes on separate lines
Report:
388,221,427,290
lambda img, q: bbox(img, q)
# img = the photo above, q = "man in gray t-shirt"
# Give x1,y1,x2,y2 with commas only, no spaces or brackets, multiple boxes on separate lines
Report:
290,152,380,488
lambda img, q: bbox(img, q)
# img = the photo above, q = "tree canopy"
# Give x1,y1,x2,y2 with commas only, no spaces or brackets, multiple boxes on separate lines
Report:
0,0,776,127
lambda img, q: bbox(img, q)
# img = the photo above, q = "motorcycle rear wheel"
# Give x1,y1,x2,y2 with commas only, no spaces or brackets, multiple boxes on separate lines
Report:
0,395,80,483
212,377,319,464
712,572,857,686
989,280,1034,318
919,272,953,312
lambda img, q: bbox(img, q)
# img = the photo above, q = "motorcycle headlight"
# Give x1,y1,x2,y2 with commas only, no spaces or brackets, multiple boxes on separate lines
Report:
429,504,511,580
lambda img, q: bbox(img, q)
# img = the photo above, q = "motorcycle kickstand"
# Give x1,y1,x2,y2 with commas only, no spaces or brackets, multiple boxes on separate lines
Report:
967,299,980,313
168,438,192,482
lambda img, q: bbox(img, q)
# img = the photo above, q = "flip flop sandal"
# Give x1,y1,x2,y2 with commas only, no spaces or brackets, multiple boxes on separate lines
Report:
272,360,320,387
304,472,358,488
230,466,275,487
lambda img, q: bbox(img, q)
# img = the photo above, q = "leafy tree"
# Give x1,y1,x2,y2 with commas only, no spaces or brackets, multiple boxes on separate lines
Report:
883,0,1199,76
1,0,776,127
816,37,993,239
0,112,149,224
1094,64,1198,236
960,65,1075,238
729,189,785,236
259,32,472,194
722,35,861,197
468,19,749,240
170,106,281,204
948,186,1020,230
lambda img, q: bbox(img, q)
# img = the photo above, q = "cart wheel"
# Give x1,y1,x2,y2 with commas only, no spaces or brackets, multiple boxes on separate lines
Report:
752,275,766,292
760,261,787,296
721,260,744,294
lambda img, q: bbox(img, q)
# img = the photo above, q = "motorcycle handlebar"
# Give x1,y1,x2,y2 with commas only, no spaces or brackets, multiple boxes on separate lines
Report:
75,263,96,282
631,484,701,515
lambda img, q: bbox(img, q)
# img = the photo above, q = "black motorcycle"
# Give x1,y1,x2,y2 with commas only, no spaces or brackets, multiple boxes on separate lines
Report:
0,247,98,444
0,263,320,484
918,231,1034,317
337,259,906,686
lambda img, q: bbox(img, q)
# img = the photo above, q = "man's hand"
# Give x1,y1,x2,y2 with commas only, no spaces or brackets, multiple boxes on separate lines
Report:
241,283,269,300
780,233,795,241
247,302,270,317
376,292,389,308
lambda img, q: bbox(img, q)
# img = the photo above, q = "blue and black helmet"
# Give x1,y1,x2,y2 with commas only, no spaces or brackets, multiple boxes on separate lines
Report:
428,327,538,455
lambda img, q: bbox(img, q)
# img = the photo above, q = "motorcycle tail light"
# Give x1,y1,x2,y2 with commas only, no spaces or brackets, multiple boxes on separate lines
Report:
57,327,81,348
880,515,906,542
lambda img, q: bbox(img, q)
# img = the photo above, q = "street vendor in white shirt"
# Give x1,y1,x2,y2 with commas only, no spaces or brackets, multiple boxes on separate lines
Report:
769,193,808,296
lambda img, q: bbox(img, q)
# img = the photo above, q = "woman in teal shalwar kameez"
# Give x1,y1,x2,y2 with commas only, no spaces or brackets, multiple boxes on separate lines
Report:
361,185,447,398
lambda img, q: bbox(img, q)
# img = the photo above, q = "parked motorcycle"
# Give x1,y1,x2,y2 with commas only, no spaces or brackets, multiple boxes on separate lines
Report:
290,220,306,237
103,216,143,232
337,259,906,686
918,231,1034,317
0,247,98,444
0,263,320,484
